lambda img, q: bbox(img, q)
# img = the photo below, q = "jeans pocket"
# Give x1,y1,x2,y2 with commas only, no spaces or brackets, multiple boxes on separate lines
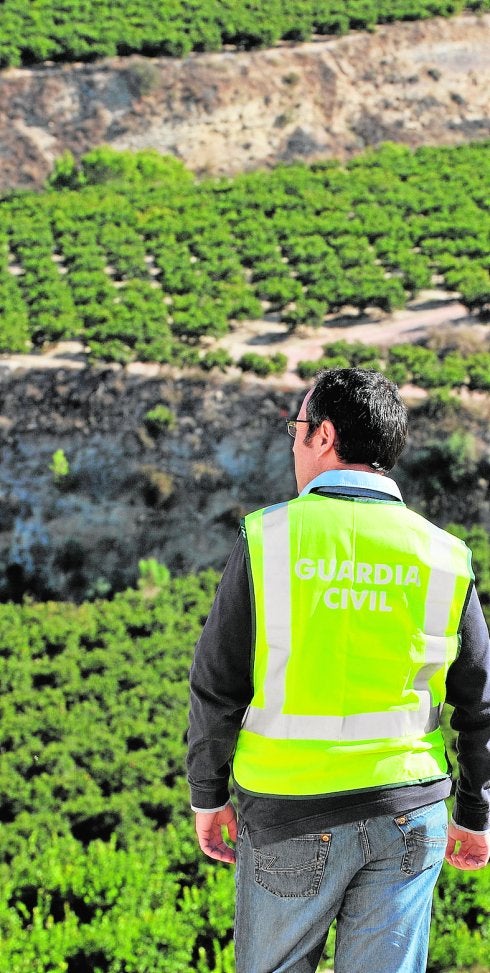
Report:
253,832,331,898
394,801,448,875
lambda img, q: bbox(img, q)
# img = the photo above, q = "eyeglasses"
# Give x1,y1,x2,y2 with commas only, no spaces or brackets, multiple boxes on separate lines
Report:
286,419,310,439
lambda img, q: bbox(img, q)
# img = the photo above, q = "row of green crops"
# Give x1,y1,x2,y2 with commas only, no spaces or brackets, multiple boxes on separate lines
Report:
294,339,490,390
0,1,488,67
0,142,489,365
0,548,489,972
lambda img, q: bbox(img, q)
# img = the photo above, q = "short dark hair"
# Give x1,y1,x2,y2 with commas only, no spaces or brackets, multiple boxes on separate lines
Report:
305,368,408,472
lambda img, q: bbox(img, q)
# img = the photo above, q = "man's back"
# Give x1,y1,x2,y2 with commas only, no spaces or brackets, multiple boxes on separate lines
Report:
188,368,490,973
233,489,473,800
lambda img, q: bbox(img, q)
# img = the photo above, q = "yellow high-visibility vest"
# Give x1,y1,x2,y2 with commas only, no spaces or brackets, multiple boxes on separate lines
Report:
232,494,473,796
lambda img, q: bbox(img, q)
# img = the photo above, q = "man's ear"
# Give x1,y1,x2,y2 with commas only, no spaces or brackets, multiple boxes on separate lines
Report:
317,419,337,456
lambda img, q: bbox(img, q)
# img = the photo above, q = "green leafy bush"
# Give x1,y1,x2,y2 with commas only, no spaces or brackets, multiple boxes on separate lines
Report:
199,348,234,372
138,558,171,589
143,404,176,433
49,449,70,483
467,353,490,390
297,355,351,379
238,351,288,376
253,276,303,309
323,341,382,367
414,387,463,418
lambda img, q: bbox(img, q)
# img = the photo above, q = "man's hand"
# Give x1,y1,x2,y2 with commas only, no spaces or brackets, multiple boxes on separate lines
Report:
195,803,238,864
445,822,490,870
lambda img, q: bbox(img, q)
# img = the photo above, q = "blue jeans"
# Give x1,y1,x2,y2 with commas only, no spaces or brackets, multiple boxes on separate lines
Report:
234,801,447,973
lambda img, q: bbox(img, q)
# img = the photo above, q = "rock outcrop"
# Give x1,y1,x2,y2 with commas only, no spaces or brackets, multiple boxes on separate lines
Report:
0,364,488,602
0,366,297,600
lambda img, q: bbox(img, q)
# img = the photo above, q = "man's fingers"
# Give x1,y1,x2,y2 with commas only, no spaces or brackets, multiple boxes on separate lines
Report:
195,808,238,864
446,843,488,870
447,852,486,870
445,824,490,870
199,833,236,863
224,807,238,842
201,837,236,864
444,835,456,863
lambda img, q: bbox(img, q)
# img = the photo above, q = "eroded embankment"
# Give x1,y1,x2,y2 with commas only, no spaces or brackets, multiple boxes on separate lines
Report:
0,13,489,189
0,353,488,602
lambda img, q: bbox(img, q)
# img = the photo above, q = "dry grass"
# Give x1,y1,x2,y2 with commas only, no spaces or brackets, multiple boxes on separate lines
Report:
425,324,490,355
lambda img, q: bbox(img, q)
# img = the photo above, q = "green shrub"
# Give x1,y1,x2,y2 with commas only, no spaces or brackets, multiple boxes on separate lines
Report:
438,353,467,387
297,355,351,379
88,339,134,364
200,349,233,372
49,449,70,483
239,352,288,376
282,299,326,328
384,361,409,385
414,388,463,418
47,150,85,190
254,276,303,309
143,405,176,434
172,344,201,368
467,353,490,390
456,269,490,315
322,341,381,368
138,558,170,590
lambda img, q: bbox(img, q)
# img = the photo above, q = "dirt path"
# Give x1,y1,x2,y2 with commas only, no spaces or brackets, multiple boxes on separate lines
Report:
217,291,480,389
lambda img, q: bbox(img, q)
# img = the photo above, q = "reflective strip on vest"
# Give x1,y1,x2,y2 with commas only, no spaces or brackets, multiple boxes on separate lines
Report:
243,705,440,741
260,505,291,717
242,502,471,743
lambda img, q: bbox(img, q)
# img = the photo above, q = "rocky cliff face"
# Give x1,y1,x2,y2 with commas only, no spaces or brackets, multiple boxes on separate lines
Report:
0,366,298,600
0,365,488,603
1,13,489,189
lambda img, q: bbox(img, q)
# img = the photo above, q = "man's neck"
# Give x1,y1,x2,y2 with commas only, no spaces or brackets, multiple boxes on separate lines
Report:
321,463,383,475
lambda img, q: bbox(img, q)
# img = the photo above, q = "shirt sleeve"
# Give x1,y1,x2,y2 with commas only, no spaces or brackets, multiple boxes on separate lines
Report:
186,533,253,810
445,586,490,833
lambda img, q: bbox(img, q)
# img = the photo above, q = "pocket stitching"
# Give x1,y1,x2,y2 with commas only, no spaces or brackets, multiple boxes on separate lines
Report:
396,825,447,875
253,837,330,898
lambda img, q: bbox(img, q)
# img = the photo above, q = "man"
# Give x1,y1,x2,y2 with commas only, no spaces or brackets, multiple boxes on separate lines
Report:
187,368,490,973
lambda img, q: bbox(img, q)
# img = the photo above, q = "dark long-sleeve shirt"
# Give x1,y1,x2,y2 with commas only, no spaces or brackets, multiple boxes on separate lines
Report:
187,482,490,844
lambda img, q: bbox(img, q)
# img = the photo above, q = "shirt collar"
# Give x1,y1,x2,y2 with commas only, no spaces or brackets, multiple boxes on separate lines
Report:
299,469,403,501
